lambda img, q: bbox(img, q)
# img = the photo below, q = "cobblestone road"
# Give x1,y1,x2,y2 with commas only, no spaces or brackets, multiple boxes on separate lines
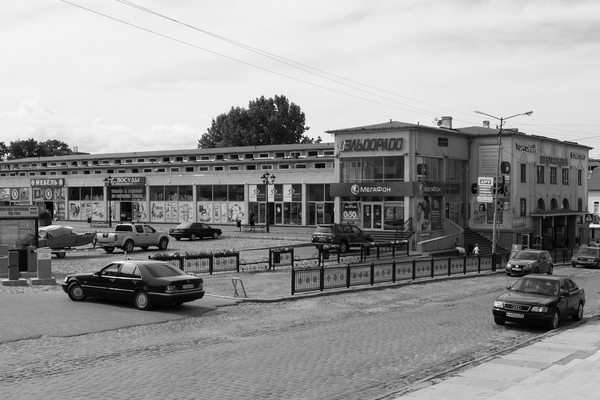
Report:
4,267,599,400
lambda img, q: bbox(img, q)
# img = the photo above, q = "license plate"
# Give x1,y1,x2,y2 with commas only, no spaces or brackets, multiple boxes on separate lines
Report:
182,284,194,290
318,238,326,242
512,267,521,271
506,312,524,319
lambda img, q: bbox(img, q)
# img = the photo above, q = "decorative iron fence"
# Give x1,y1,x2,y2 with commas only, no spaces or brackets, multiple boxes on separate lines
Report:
291,253,509,295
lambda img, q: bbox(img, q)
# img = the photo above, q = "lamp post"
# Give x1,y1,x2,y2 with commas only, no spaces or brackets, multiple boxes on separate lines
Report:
474,110,533,254
103,175,114,228
261,171,276,233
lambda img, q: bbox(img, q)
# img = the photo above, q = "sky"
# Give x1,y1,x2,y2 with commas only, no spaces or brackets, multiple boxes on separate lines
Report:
1,0,599,156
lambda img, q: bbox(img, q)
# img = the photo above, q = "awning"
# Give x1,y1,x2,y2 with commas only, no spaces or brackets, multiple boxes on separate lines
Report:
530,210,586,217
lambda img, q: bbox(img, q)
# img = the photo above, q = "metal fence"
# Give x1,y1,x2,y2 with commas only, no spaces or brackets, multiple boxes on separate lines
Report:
291,253,509,295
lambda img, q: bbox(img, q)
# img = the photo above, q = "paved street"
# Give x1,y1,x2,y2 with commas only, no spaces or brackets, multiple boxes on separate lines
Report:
2,262,599,400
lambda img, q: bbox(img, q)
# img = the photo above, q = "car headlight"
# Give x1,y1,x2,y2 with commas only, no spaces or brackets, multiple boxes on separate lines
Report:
530,306,548,312
63,277,69,283
494,300,504,308
165,285,177,293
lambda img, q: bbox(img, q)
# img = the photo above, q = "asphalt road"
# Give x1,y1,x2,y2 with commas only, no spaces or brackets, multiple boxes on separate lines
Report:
2,262,599,400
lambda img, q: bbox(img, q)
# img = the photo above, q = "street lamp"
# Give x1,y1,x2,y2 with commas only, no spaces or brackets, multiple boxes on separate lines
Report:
103,175,114,228
473,110,533,254
261,171,276,233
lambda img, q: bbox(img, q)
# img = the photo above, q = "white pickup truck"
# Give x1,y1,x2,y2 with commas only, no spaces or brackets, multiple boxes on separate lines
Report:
95,223,169,253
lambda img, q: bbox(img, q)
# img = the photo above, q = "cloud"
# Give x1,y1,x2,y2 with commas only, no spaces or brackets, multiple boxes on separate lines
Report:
0,99,200,154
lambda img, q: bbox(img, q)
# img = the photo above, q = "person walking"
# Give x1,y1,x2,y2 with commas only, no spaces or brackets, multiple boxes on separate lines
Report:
472,243,480,259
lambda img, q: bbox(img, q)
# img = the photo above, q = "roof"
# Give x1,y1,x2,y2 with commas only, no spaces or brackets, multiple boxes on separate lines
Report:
588,168,600,191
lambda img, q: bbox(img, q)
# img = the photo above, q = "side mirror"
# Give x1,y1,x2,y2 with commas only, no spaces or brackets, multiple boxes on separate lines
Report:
94,272,101,277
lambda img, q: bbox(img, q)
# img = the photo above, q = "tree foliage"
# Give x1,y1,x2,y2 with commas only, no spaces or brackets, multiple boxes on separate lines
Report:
198,95,320,148
0,139,72,160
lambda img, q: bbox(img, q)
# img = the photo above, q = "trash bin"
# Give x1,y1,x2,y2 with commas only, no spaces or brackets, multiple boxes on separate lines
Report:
87,217,92,224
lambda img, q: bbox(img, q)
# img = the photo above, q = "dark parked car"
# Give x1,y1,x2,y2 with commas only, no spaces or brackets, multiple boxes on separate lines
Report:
311,223,373,253
571,246,600,268
169,222,222,241
492,275,585,330
62,260,204,310
505,249,553,276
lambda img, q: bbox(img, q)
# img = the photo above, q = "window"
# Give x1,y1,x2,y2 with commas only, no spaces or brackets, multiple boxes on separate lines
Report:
578,198,583,212
214,166,224,171
228,166,239,171
562,168,569,185
594,202,599,214
550,167,557,184
578,169,583,185
246,165,256,170
536,165,545,183
278,164,290,169
314,163,327,169
520,164,527,183
307,151,318,157
261,165,273,170
198,166,209,172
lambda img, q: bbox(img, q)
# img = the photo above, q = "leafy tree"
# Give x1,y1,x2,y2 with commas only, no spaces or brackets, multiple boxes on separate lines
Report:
5,139,72,160
198,95,320,148
0,142,8,160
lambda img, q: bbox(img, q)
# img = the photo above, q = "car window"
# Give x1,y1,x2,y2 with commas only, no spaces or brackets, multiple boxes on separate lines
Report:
144,263,186,277
118,263,141,278
351,226,361,234
336,226,344,233
144,226,155,233
565,279,577,292
515,252,538,260
201,223,209,229
315,226,333,234
136,225,144,233
101,264,120,277
343,226,353,233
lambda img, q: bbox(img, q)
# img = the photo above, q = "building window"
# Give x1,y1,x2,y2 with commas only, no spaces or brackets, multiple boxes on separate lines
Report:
520,164,526,183
214,166,224,171
314,163,327,169
562,168,569,185
520,198,527,216
578,169,583,185
594,202,599,214
536,165,545,183
228,166,239,171
246,165,256,170
550,167,557,184
278,164,290,169
578,198,583,212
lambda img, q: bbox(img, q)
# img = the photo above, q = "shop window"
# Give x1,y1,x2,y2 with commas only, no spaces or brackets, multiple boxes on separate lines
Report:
562,168,569,185
520,198,527,216
196,185,212,201
536,165,545,183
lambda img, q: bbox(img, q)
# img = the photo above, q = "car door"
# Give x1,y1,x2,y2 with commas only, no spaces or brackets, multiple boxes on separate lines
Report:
84,263,121,299
142,225,158,247
564,279,581,316
539,252,550,273
556,279,572,315
112,262,143,300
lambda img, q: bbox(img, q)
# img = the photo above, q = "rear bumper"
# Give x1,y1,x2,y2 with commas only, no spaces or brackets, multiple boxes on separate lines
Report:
148,289,205,305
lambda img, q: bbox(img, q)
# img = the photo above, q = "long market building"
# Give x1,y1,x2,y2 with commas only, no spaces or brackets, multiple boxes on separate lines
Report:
0,117,592,251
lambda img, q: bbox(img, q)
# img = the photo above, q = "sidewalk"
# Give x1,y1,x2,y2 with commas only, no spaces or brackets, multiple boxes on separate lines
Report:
394,316,600,400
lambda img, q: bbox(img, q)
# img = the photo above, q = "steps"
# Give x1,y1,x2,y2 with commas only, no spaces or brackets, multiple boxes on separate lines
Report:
463,227,508,256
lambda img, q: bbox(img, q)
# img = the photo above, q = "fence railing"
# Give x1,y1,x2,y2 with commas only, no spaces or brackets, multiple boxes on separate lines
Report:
291,253,509,295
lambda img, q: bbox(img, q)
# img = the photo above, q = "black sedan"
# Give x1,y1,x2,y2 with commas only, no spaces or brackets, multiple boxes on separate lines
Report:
62,260,204,310
169,222,222,241
492,275,585,330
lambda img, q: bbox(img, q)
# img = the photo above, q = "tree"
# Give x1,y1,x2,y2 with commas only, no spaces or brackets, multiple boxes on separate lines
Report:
4,139,72,160
198,95,320,148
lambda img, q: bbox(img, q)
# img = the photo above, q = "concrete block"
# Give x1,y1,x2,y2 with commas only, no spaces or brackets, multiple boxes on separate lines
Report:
30,277,56,285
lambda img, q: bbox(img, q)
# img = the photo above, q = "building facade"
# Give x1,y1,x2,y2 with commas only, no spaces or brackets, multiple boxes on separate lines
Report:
0,118,592,251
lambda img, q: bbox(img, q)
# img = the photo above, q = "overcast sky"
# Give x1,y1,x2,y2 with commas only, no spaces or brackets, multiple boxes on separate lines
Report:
1,0,599,156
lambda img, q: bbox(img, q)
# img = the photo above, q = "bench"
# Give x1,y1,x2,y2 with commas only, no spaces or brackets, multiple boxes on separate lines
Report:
241,224,266,232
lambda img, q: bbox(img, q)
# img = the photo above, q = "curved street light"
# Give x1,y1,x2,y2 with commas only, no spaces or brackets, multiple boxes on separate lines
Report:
473,110,533,255
261,171,276,233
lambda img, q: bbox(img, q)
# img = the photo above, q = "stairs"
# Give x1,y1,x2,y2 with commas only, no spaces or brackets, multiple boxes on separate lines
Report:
463,227,508,256
367,218,414,244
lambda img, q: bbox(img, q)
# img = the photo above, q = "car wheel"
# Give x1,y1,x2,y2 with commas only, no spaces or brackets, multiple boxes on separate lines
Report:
212,232,219,239
104,247,115,253
494,317,505,325
158,237,169,250
573,302,584,321
548,310,560,330
190,234,197,241
123,240,134,253
67,282,87,301
340,241,349,253
547,264,553,275
134,290,153,310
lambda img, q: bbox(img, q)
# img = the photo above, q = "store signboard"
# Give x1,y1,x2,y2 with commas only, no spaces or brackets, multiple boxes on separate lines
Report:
477,176,494,203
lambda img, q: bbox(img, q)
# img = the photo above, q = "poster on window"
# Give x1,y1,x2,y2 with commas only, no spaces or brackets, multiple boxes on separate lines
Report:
198,202,212,222
341,202,360,225
227,203,245,223
151,202,165,222
416,195,442,231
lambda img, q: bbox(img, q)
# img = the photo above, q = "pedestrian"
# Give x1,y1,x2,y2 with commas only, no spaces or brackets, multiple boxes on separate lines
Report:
249,212,255,231
454,237,465,255
472,243,480,259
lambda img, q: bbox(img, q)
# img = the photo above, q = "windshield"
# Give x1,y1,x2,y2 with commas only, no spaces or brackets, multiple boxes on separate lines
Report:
513,251,539,261
511,278,559,296
176,223,193,229
315,226,333,233
578,248,600,256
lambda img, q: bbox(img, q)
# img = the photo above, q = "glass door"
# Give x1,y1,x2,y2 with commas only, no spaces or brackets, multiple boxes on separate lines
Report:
362,204,372,229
